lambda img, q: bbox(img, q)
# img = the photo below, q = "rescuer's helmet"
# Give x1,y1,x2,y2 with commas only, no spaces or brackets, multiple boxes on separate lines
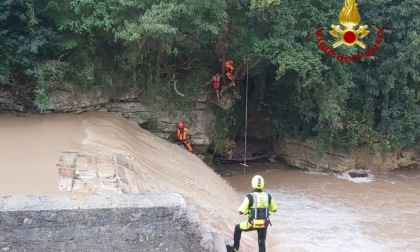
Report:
251,175,264,189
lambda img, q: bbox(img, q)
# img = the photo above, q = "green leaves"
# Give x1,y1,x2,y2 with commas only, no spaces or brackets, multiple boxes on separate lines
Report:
115,2,183,42
251,0,420,150
0,0,59,85
1,0,419,151
61,0,114,33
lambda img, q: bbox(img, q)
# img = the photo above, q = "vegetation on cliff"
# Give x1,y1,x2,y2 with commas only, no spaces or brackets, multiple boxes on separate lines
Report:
1,0,419,151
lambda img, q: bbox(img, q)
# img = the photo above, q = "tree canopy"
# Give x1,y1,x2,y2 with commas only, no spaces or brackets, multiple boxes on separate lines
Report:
1,0,419,151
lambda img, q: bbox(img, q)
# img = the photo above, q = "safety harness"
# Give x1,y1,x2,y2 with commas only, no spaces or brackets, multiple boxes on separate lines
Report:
249,192,270,229
177,128,187,141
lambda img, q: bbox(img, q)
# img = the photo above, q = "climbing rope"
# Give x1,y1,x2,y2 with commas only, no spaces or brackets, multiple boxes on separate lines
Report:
241,61,249,174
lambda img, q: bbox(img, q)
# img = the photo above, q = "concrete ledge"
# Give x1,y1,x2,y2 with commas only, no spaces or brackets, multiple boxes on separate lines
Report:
0,193,214,252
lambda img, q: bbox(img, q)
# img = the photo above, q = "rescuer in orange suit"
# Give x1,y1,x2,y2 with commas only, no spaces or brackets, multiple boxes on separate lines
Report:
176,121,193,152
223,60,241,99
225,60,236,87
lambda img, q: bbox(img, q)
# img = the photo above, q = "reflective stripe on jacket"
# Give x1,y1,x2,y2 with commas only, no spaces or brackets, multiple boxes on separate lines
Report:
238,190,277,218
250,192,269,219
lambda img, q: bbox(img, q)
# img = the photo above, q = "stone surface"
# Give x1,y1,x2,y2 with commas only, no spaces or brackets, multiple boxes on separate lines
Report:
47,89,109,112
41,89,215,151
277,138,420,172
58,152,144,194
0,194,220,252
106,101,214,152
0,90,24,112
53,151,227,252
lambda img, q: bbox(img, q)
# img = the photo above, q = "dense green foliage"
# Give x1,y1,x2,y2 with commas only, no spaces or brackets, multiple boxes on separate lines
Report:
1,0,419,151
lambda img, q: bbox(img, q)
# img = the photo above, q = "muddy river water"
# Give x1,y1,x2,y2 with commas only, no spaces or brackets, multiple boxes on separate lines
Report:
1,112,419,251
227,163,420,251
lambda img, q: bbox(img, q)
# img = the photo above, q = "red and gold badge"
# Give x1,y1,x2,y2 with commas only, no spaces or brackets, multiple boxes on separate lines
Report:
329,0,369,49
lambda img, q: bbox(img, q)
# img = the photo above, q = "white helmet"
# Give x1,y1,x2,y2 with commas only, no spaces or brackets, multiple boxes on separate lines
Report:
251,175,264,189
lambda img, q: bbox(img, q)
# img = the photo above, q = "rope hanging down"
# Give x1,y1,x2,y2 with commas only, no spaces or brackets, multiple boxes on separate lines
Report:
241,61,249,174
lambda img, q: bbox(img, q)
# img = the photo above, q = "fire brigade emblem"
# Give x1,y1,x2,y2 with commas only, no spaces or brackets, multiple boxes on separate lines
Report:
330,0,369,49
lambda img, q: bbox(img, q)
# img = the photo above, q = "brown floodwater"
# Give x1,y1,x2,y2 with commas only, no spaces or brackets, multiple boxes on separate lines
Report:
227,162,420,251
1,112,419,251
0,113,88,194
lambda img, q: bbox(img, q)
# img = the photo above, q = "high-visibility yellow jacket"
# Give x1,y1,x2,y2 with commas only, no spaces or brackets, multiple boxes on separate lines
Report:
238,190,277,219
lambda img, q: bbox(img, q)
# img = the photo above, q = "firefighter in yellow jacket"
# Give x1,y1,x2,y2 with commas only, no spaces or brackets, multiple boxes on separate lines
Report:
229,175,277,252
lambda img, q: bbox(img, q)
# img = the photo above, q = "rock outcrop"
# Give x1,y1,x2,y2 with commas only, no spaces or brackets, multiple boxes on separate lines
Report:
0,88,214,152
277,138,420,172
105,99,213,149
0,90,24,112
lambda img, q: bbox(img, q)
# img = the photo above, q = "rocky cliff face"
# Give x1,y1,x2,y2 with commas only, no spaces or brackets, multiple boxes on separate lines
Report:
277,138,420,172
106,100,213,148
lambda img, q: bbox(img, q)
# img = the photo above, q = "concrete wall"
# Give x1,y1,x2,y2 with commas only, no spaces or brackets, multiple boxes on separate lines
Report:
0,193,222,252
